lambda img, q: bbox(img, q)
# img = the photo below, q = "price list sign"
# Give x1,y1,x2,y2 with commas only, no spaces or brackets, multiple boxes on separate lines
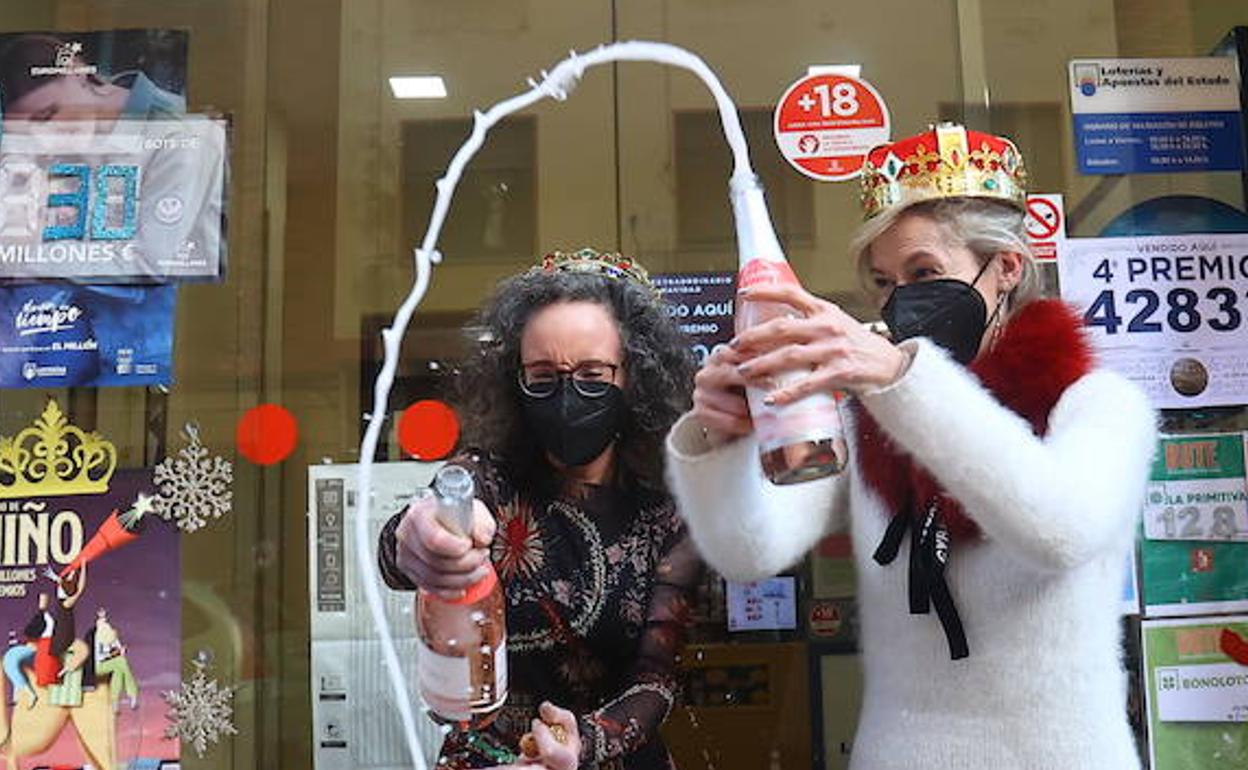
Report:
0,116,227,282
1069,57,1244,175
1059,233,1248,409
726,577,797,632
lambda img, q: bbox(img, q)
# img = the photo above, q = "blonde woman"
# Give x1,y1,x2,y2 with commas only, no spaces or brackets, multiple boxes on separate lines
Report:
666,124,1155,770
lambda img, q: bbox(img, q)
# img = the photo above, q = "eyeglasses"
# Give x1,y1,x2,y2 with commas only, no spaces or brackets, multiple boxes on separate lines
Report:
518,360,620,398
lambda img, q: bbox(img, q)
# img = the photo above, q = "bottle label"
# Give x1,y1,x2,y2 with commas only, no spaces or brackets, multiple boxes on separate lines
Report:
737,258,844,452
738,258,798,289
417,637,473,717
493,640,509,700
749,386,843,452
416,634,508,719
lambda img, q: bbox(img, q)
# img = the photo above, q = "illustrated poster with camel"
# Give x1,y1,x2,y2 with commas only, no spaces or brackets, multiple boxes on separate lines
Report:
0,467,180,769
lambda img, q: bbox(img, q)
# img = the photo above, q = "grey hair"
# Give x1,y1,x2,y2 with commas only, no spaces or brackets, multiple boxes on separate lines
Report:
849,197,1042,312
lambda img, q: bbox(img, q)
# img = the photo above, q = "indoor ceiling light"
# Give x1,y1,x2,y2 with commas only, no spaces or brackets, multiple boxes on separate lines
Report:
389,75,447,99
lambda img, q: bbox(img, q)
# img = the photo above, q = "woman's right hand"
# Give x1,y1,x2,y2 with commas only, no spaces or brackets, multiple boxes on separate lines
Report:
691,344,753,440
393,494,496,598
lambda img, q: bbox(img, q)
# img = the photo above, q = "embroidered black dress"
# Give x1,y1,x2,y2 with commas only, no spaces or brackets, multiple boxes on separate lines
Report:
379,453,702,769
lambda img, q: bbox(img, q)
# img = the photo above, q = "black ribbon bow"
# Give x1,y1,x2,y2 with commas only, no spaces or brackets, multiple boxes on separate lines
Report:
872,497,969,660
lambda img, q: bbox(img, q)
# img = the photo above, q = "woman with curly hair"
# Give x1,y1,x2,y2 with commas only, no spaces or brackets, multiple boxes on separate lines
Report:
378,249,702,770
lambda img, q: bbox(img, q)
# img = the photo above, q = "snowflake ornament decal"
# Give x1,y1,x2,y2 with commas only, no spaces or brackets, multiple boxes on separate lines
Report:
154,423,233,533
164,651,238,757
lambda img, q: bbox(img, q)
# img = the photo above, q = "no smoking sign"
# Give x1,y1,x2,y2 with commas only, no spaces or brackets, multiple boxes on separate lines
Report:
774,72,890,182
1025,193,1066,262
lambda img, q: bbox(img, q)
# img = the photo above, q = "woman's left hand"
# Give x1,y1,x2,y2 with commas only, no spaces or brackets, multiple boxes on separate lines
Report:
521,701,582,770
732,283,909,404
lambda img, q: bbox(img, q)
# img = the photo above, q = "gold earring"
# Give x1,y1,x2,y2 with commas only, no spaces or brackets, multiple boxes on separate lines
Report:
990,295,1007,348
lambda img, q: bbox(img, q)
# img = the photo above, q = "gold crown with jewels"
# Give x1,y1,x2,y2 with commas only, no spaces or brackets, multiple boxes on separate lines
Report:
0,400,117,499
531,248,661,300
859,123,1028,220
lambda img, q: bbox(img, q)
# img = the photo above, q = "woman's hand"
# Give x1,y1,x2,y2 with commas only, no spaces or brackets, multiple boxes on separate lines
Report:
690,344,753,439
519,702,581,770
393,493,496,599
732,283,909,404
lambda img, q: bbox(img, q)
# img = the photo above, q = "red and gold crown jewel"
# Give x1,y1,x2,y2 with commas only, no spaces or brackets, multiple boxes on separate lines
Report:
858,123,1027,220
531,247,661,299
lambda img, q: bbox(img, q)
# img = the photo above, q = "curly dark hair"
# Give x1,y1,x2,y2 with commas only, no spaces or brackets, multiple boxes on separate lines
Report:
453,266,695,493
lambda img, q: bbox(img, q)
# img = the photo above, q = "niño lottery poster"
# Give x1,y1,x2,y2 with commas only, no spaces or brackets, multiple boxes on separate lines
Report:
0,402,180,767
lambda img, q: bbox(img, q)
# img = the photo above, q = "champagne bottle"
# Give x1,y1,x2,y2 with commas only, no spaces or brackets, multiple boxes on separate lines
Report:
415,465,508,727
730,173,847,484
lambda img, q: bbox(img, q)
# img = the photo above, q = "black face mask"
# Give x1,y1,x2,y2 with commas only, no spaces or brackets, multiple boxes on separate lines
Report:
520,380,624,468
880,262,995,365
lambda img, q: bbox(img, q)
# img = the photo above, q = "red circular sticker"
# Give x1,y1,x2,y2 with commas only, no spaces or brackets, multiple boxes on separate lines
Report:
397,400,460,460
236,404,299,466
774,73,890,181
809,600,844,638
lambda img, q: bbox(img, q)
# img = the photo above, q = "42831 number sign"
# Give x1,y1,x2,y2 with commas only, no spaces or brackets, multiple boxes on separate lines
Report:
1083,254,1247,336
1058,233,1248,409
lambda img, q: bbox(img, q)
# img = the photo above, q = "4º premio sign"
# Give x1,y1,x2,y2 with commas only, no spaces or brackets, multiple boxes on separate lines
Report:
0,116,227,282
1059,232,1248,409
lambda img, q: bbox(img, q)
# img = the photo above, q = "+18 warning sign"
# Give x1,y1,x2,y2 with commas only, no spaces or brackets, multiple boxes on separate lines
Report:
773,71,890,182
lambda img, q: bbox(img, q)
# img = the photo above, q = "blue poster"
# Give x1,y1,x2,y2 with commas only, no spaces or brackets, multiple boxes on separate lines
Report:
0,283,174,387
0,29,227,282
1069,57,1245,175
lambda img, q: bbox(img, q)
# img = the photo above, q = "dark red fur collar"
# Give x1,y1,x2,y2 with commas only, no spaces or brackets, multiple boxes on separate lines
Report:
853,299,1095,539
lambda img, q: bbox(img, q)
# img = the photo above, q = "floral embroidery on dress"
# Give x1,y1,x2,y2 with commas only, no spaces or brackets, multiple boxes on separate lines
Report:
550,578,575,607
583,682,677,765
493,497,545,581
620,584,649,629
628,539,653,575
378,453,702,770
506,500,608,653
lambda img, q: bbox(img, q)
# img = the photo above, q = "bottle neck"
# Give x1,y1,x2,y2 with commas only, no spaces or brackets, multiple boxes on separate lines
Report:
730,175,786,267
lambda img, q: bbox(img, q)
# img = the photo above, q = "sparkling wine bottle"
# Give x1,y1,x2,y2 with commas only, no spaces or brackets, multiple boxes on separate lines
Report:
415,465,508,728
731,174,847,484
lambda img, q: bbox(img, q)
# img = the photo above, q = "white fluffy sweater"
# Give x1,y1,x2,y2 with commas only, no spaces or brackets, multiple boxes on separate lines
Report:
665,338,1156,770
